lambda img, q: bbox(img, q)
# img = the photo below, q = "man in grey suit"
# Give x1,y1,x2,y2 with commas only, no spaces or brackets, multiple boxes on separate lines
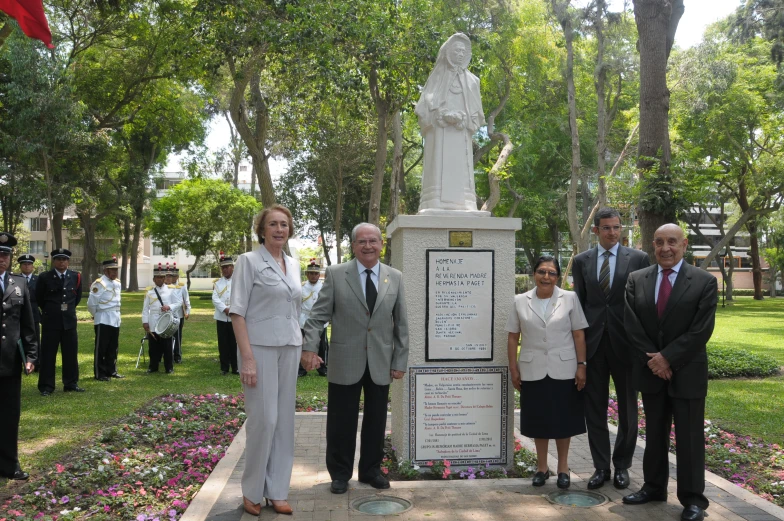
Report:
302,223,409,494
572,208,649,490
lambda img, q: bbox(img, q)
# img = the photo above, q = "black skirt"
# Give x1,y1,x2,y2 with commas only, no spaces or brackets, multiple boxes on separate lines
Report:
519,375,586,439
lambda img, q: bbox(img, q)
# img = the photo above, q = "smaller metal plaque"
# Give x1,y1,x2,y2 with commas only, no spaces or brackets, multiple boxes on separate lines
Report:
449,231,473,247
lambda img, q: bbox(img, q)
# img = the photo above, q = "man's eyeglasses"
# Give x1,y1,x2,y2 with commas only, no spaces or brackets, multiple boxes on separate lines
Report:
599,225,622,232
535,269,558,277
355,239,380,246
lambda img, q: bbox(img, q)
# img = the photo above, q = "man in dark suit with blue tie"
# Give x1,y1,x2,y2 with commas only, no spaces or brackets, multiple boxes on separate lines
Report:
573,208,649,490
36,248,83,396
17,255,40,343
622,224,717,521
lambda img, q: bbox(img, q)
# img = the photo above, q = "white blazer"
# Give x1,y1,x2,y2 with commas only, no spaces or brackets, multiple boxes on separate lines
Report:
505,285,588,381
229,244,302,347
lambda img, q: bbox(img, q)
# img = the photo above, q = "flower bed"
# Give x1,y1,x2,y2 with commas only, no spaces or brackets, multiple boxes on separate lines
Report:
381,435,537,481
607,395,784,508
1,394,245,521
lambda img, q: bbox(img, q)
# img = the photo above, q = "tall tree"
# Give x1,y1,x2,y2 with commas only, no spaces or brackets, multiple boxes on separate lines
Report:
633,0,684,257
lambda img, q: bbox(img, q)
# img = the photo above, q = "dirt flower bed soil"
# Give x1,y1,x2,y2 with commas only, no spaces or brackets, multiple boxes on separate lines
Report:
1,394,245,521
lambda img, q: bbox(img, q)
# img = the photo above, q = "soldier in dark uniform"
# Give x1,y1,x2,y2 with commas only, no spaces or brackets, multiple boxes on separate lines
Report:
36,248,83,396
0,233,38,481
17,254,40,344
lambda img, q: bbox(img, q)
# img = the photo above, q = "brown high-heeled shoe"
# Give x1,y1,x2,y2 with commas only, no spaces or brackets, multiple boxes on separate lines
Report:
265,498,293,515
243,496,261,516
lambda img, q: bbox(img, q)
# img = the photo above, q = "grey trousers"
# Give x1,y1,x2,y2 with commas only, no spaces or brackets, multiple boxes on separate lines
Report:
240,344,301,503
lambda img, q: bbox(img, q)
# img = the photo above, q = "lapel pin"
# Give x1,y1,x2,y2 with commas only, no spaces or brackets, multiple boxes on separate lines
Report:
384,278,388,284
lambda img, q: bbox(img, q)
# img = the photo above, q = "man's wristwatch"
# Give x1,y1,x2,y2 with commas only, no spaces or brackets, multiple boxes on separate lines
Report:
577,361,587,366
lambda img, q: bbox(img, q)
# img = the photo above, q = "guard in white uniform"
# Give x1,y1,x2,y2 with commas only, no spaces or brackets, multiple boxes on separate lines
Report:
142,264,182,374
299,260,328,377
166,263,190,363
87,257,123,381
212,255,238,375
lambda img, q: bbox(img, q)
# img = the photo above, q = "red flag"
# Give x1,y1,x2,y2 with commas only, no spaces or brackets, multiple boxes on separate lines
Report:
0,0,54,49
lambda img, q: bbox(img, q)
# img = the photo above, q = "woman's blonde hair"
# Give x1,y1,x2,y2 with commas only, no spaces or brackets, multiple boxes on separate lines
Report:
254,204,294,244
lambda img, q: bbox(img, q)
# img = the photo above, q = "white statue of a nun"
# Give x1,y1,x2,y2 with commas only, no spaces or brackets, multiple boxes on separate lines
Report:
416,33,487,214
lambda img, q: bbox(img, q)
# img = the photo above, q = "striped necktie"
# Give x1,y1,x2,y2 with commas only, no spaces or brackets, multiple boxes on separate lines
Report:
599,250,611,296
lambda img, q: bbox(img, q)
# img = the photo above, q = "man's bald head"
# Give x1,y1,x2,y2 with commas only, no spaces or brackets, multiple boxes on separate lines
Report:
653,223,688,269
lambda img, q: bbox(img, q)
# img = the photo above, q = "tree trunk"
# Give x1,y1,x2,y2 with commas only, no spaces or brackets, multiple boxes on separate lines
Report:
368,66,389,226
120,216,130,290
51,202,65,250
388,110,403,224
334,163,344,265
228,57,276,209
633,0,684,259
129,205,143,292
725,245,735,301
747,217,764,299
78,210,101,288
185,254,202,290
595,0,608,205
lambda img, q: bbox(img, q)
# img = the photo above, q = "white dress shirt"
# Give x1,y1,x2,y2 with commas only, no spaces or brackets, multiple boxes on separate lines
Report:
654,259,684,304
357,261,380,297
596,242,620,287
87,274,122,327
212,276,232,322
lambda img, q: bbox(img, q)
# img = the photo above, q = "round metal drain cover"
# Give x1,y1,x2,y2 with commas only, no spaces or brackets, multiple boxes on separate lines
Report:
350,496,413,515
547,489,608,508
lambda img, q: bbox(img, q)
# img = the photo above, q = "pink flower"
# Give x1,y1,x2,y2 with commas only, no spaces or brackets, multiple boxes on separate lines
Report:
55,464,65,473
381,467,389,475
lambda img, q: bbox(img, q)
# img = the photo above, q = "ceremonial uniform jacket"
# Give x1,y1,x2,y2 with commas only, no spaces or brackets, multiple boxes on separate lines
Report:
212,277,232,322
0,273,38,377
87,275,122,327
20,274,40,324
299,280,324,328
175,281,190,319
142,284,182,331
36,269,82,330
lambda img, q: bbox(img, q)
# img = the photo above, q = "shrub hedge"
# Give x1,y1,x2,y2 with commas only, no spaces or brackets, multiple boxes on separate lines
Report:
707,345,780,379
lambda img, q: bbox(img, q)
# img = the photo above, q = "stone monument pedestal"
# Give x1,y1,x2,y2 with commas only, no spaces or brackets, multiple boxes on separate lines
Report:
387,214,521,468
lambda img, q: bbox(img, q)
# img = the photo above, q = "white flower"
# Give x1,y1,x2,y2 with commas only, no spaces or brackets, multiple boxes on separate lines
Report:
122,458,129,463
152,467,158,472
709,434,717,438
98,465,105,472
73,507,81,512
102,458,110,464
516,461,524,466
413,465,420,470
61,510,70,515
705,420,712,425
704,427,710,432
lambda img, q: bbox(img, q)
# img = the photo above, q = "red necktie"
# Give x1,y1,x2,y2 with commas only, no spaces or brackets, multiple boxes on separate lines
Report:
657,268,673,318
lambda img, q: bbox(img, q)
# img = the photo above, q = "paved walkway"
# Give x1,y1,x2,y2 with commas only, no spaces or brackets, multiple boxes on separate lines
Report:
182,413,784,521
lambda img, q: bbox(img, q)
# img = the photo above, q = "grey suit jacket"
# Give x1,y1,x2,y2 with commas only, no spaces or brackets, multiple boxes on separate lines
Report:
230,244,302,347
303,259,409,386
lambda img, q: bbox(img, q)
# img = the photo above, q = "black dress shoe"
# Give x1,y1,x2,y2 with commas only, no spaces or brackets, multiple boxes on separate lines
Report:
64,386,85,392
165,369,174,374
147,369,158,373
556,472,570,489
614,468,630,489
96,376,110,382
232,370,240,375
587,469,611,489
317,368,328,377
40,391,52,397
111,373,125,379
330,479,348,494
298,370,308,377
221,371,228,376
174,358,182,363
681,505,704,521
532,470,550,487
622,489,667,505
359,474,390,489
12,470,29,481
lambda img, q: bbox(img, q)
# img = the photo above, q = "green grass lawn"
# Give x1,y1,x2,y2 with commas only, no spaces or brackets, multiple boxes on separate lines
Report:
706,297,784,444
8,293,784,483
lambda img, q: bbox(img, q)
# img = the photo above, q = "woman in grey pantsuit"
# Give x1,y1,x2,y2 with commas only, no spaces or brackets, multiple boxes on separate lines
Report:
231,204,313,516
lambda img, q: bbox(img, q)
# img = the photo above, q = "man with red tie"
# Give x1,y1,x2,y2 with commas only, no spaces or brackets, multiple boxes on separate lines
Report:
622,224,718,521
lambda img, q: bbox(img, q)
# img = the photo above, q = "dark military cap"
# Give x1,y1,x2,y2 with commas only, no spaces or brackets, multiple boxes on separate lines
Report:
220,255,234,267
102,257,119,269
305,259,321,273
17,254,35,264
51,248,72,259
0,232,17,253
